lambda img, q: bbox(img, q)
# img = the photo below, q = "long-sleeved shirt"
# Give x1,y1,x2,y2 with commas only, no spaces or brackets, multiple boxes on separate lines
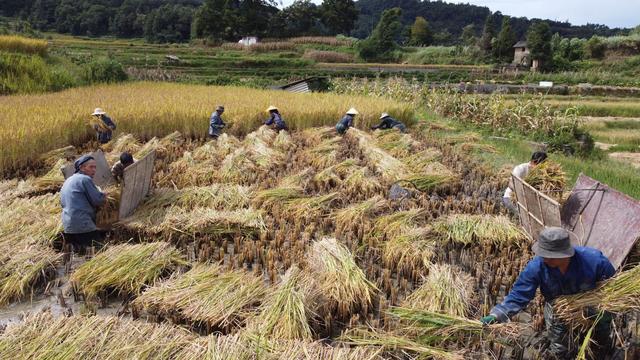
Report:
504,162,531,198
209,111,226,136
490,246,615,322
337,114,354,129
94,115,116,144
374,117,403,130
265,113,286,130
111,159,135,183
60,173,106,234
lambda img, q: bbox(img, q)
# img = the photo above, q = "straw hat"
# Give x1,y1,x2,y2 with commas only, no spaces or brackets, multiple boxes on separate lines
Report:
266,105,278,112
380,112,390,119
92,108,106,116
346,107,359,115
216,105,225,112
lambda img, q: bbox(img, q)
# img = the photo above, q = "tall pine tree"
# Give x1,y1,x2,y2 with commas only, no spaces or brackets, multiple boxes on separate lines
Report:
527,21,553,71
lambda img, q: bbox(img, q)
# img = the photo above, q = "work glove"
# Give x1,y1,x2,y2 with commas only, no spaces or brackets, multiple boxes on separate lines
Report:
480,315,497,325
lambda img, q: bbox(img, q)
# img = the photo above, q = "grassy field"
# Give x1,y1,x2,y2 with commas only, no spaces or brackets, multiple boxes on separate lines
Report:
0,82,414,176
502,96,640,118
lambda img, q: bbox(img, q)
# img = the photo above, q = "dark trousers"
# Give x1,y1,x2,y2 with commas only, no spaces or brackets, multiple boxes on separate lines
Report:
63,231,104,251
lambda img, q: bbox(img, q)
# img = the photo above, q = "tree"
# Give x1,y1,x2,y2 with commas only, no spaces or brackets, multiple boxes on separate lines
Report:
527,21,553,71
585,35,606,59
409,16,432,46
112,0,144,38
320,0,358,35
358,7,402,62
281,0,322,37
493,16,516,62
193,0,237,41
479,14,495,56
461,24,476,46
144,4,194,43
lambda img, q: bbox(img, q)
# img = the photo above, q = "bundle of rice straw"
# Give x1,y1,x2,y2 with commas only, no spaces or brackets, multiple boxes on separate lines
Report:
284,192,338,219
300,126,335,147
371,208,425,242
32,158,67,192
252,186,304,211
271,339,383,360
134,263,267,330
402,148,443,170
105,133,142,163
0,312,197,359
243,132,284,168
307,238,377,316
313,159,359,187
0,245,61,306
347,129,411,183
432,214,527,246
70,242,186,299
554,265,640,330
383,227,434,274
401,264,474,318
0,193,62,247
135,131,184,159
343,167,383,196
273,130,293,150
246,265,314,340
96,185,121,228
38,145,76,168
160,208,266,237
524,160,567,202
334,195,388,232
277,167,315,189
303,136,342,169
373,130,420,158
219,147,260,183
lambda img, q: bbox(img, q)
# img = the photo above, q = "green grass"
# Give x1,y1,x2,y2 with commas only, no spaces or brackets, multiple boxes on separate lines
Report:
582,118,640,147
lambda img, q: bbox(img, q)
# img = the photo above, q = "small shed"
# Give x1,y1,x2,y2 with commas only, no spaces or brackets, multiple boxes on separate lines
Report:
270,77,328,93
238,36,258,46
513,40,531,67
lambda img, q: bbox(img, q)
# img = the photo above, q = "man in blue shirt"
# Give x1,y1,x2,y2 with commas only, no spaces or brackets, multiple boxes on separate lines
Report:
60,155,107,251
371,113,407,133
336,107,358,135
209,105,226,139
482,227,615,358
92,108,116,144
265,105,287,131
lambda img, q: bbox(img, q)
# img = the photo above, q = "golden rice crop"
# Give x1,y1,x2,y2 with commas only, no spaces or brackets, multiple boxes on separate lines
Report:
302,50,354,63
0,35,48,56
372,208,425,242
221,41,296,52
523,160,567,202
70,242,187,299
0,193,61,247
289,36,354,46
334,195,388,232
432,214,527,246
134,263,267,329
0,82,413,176
0,245,61,306
383,227,434,275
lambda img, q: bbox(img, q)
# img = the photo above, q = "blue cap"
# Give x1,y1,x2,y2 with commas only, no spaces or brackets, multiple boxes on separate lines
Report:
74,155,95,173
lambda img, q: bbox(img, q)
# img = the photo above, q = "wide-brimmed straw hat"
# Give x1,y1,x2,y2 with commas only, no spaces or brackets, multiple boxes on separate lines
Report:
380,112,390,119
346,107,359,115
266,105,278,112
216,105,225,111
532,227,575,258
92,108,106,116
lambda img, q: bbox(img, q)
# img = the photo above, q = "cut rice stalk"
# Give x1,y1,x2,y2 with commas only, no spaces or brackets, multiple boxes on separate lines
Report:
372,208,425,242
32,158,67,191
432,214,527,246
0,245,61,306
383,227,434,275
334,195,388,232
285,192,339,220
524,160,567,202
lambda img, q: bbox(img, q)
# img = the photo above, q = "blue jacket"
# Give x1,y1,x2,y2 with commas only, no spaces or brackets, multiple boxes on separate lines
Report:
60,173,106,234
374,116,403,130
94,115,116,143
491,246,615,322
338,114,354,129
209,111,225,136
265,113,286,130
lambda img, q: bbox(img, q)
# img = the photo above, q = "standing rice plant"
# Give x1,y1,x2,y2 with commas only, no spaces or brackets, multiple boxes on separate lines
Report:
246,265,314,340
70,242,187,299
432,214,527,246
307,238,377,316
0,35,48,56
402,264,474,318
38,145,76,168
134,263,267,329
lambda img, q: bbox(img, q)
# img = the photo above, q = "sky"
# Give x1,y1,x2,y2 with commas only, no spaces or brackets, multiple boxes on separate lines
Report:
277,0,639,29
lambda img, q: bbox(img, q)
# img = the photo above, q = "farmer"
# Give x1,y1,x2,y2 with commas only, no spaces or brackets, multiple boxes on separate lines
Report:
92,108,116,144
111,152,135,183
264,105,287,131
481,227,615,359
502,151,547,213
60,155,107,250
209,105,226,139
335,108,358,135
371,113,407,133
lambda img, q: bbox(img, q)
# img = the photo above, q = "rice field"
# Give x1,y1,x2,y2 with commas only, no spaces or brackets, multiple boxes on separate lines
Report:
0,88,638,358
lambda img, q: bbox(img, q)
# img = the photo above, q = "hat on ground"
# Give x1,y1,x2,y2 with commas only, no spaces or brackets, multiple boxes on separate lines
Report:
380,112,390,119
532,227,575,258
92,108,106,116
216,105,225,111
74,155,95,173
346,107,359,115
266,105,278,112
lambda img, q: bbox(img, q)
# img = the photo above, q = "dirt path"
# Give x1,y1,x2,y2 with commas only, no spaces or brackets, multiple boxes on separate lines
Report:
610,152,640,168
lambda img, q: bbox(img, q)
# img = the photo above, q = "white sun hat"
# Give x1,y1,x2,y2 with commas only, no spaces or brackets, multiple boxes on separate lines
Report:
380,112,390,119
92,108,106,116
266,105,278,112
346,107,359,115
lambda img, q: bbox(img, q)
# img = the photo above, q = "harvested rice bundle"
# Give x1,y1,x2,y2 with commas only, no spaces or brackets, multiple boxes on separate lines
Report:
273,130,293,150
334,195,388,232
253,186,304,211
524,160,567,202
38,145,76,168
313,159,359,187
300,126,335,147
554,265,640,330
402,264,474,318
151,185,252,210
285,192,339,219
135,131,184,159
402,148,443,170
0,245,61,306
372,208,425,242
249,125,278,145
105,134,142,163
373,130,420,158
32,158,66,191
432,214,526,246
343,167,383,196
70,242,186,299
178,334,254,359
96,185,120,228
278,167,315,189
135,263,267,329
383,227,434,275
341,327,461,360
273,340,383,359
304,136,342,169
244,133,284,168
347,128,411,183
0,312,197,359
307,238,377,316
399,162,458,192
160,208,266,237
246,266,314,340
219,147,260,183
0,193,61,247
